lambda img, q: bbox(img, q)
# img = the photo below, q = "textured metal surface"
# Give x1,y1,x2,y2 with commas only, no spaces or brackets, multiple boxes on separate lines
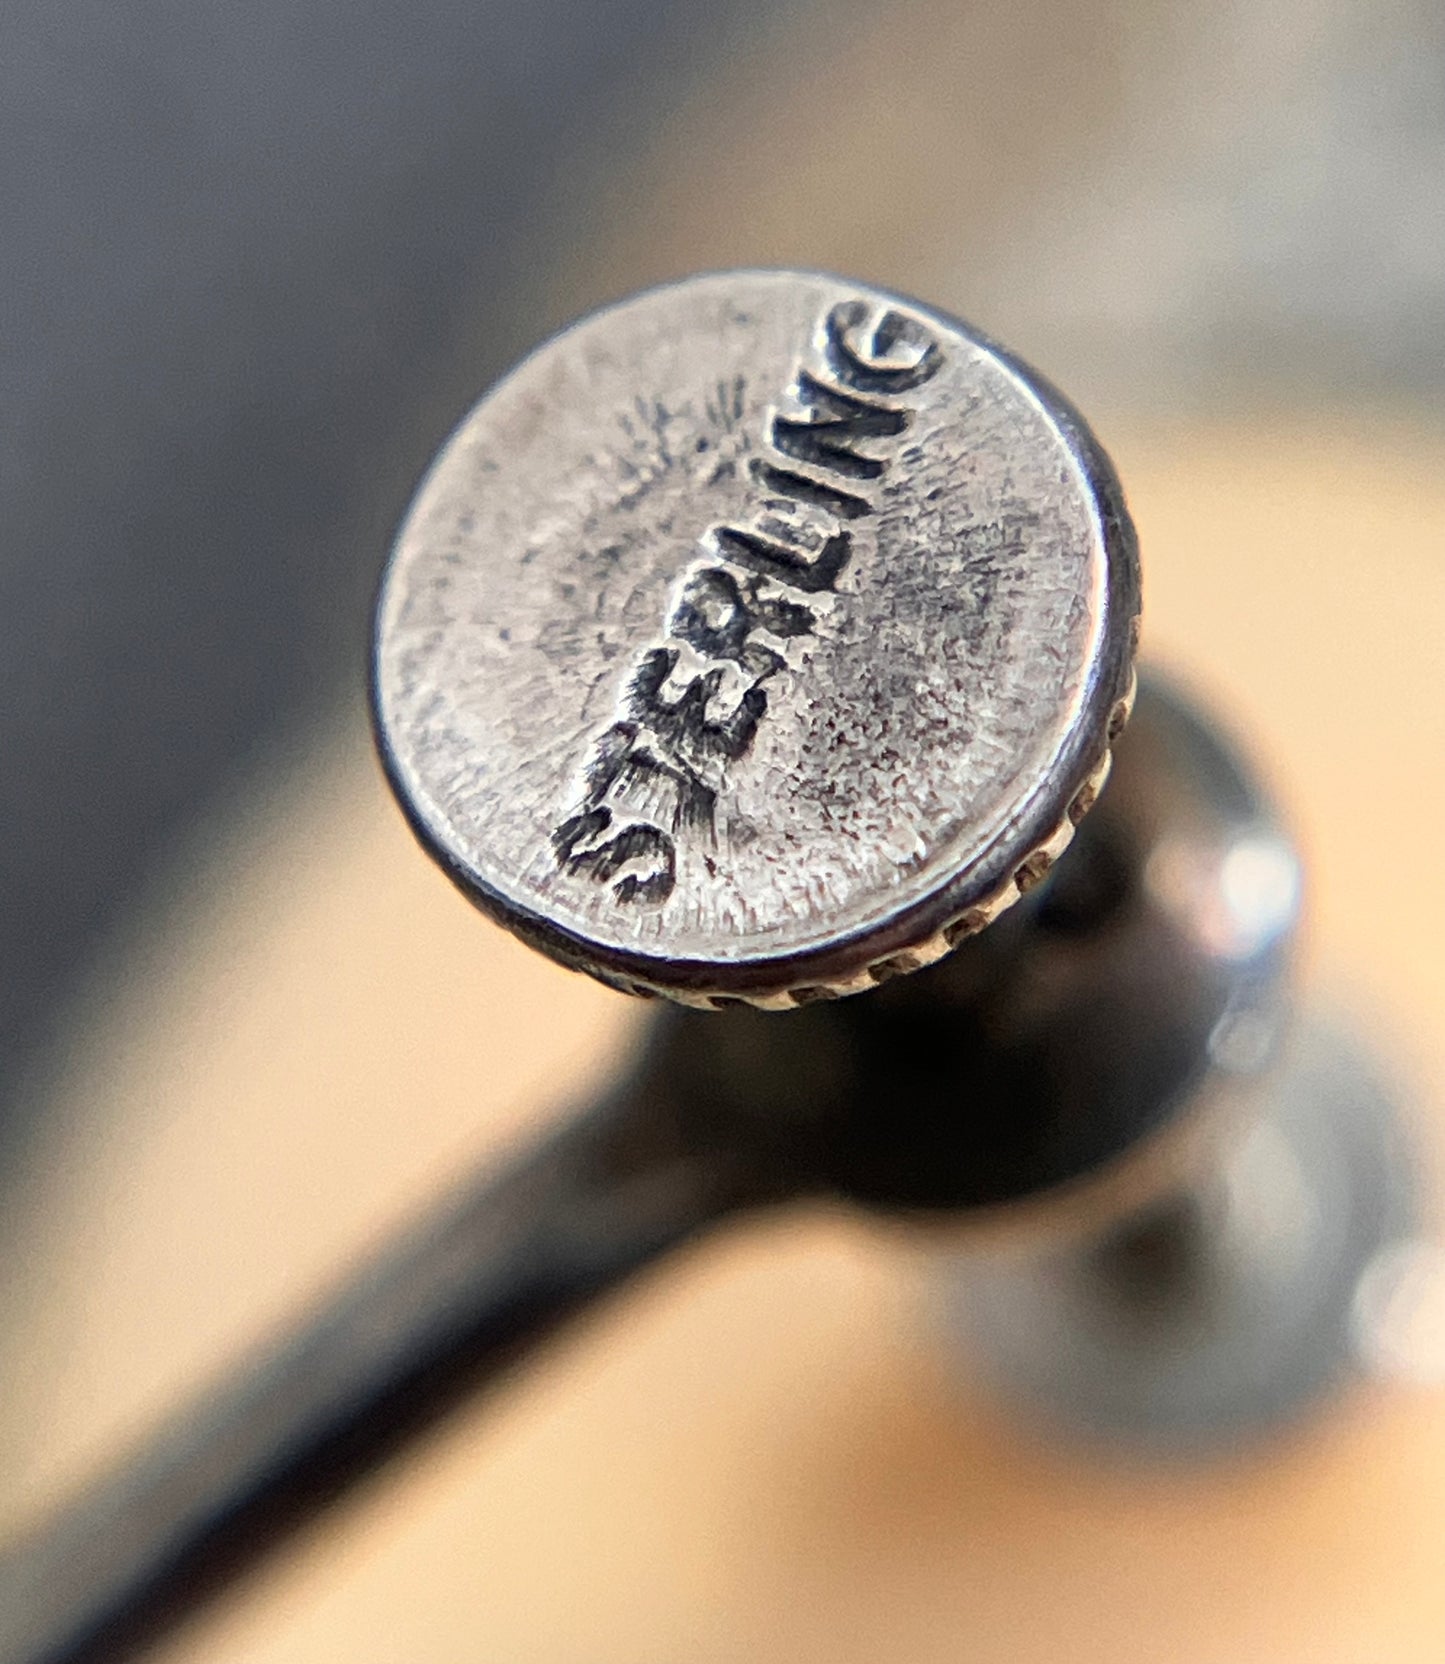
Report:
373,271,1139,1004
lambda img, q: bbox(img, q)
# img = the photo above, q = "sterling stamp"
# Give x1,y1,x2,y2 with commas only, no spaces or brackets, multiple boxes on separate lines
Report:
551,299,942,910
372,271,1140,1005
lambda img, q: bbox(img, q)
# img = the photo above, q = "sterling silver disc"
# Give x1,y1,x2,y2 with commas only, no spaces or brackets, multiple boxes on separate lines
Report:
372,271,1140,1005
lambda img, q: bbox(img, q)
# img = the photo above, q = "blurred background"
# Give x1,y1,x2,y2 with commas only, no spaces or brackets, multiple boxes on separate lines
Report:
1,2,1442,1659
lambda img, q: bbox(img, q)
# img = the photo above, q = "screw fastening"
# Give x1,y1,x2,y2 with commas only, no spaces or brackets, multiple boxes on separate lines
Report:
2,272,1150,1664
373,271,1139,1005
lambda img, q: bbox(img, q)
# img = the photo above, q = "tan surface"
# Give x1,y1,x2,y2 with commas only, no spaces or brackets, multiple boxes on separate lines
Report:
2,423,1443,1664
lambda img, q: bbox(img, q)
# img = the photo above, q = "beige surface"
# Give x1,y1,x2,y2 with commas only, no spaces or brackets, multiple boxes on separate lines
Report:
3,423,1443,1663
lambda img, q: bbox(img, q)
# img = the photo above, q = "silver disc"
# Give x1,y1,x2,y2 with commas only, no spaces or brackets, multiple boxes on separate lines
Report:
372,271,1139,1005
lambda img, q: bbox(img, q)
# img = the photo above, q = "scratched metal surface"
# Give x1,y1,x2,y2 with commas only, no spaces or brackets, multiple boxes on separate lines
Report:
2,0,1442,1657
374,273,1137,1000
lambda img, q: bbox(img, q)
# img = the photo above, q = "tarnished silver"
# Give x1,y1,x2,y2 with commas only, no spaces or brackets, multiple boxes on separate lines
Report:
373,271,1139,1005
956,1020,1417,1448
5,280,1420,1664
947,684,1417,1448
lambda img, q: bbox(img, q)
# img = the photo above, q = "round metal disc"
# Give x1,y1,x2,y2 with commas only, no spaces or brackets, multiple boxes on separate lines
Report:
372,271,1139,1005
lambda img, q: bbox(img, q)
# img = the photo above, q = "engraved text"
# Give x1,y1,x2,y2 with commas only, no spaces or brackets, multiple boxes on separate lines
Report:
552,299,943,906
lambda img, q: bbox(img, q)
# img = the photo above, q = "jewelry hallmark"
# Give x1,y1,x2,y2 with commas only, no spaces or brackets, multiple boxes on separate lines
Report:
551,300,943,905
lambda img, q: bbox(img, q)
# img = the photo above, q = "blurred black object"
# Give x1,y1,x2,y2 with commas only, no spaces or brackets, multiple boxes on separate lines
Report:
0,0,796,1140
